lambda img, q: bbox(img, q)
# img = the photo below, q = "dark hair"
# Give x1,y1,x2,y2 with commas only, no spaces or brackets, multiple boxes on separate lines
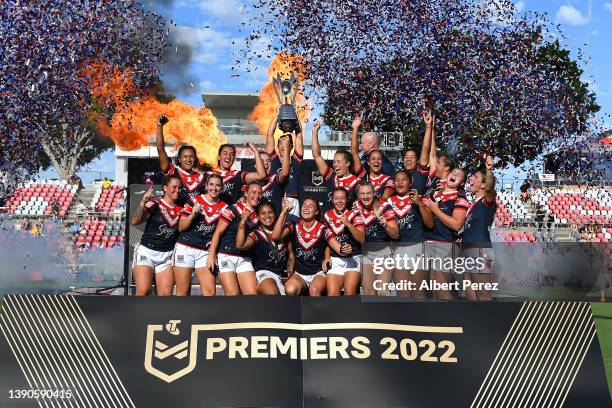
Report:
439,154,455,170
205,173,223,185
301,196,322,221
334,149,354,174
402,145,420,157
331,187,348,198
256,201,276,215
357,181,375,192
162,174,181,186
217,144,236,156
393,169,413,184
450,167,467,185
368,149,383,160
473,167,487,182
176,145,198,167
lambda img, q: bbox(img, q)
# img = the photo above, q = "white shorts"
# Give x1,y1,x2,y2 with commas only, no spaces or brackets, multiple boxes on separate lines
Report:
173,243,209,269
256,270,285,294
218,253,254,274
294,271,326,288
132,244,173,273
328,256,362,275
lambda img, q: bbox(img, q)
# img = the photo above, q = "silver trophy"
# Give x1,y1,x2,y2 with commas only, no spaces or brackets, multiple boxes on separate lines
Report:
272,72,299,132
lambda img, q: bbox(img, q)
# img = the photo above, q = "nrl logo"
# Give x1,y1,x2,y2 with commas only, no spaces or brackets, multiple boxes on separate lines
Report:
144,320,197,383
311,171,324,187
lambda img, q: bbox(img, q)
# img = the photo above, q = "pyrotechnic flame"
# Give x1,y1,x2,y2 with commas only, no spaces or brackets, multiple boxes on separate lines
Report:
248,53,311,141
95,97,226,168
85,61,226,168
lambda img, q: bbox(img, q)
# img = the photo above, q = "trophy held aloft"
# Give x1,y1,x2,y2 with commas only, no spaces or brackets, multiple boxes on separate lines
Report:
273,72,299,133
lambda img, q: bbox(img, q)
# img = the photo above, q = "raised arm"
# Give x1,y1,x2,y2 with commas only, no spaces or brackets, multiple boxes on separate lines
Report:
294,119,304,157
351,113,364,175
429,122,438,176
244,142,267,182
272,198,293,241
278,138,291,185
156,115,171,173
130,189,154,225
236,212,256,251
311,120,330,176
420,110,434,166
178,201,202,232
265,111,279,155
484,155,497,203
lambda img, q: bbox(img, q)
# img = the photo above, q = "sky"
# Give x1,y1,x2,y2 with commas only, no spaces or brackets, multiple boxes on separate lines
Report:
42,0,612,183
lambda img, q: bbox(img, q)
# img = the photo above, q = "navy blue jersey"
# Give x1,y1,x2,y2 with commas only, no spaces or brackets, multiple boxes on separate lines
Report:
218,201,259,256
260,173,284,214
177,195,228,250
163,164,206,206
248,227,288,275
386,195,424,243
410,163,430,196
360,152,395,176
358,202,396,243
323,167,365,212
461,195,497,246
324,209,365,256
423,190,469,242
140,199,182,252
286,220,333,276
209,169,246,206
363,173,394,198
271,151,303,198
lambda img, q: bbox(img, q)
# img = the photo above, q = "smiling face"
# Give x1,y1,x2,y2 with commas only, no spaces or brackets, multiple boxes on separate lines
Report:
368,150,383,175
333,152,351,177
403,149,417,171
358,184,375,207
218,146,236,170
332,189,348,212
205,175,222,200
300,198,319,222
469,171,485,194
163,178,181,202
257,204,276,229
393,172,412,196
245,183,262,208
261,152,272,174
178,148,196,171
447,168,466,190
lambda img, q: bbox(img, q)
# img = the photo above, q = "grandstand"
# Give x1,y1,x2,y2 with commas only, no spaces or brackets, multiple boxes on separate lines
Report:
1,179,126,250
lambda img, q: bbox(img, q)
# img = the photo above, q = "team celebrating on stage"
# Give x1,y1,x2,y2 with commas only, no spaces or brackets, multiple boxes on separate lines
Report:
131,108,497,300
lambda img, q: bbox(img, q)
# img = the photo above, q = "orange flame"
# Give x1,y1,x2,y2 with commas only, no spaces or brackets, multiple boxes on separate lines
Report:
248,53,311,141
84,61,226,168
95,97,226,168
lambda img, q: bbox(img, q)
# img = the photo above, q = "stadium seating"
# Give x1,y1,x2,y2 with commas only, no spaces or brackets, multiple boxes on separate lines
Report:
4,180,78,218
74,218,125,250
90,184,126,217
532,187,611,225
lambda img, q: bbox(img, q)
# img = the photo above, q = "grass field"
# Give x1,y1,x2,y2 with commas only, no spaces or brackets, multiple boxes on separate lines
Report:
592,302,612,398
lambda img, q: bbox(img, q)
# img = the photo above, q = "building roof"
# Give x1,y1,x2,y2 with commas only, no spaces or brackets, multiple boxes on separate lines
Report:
202,92,259,109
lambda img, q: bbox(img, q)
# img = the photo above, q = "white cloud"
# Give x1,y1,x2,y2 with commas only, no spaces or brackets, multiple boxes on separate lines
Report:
515,1,525,13
556,5,589,26
605,3,612,14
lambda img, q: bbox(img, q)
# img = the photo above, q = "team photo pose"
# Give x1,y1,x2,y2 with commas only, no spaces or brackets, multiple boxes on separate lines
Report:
206,182,263,295
273,197,351,296
312,119,365,212
173,173,228,296
351,114,394,201
387,170,434,298
211,142,266,205
156,115,206,206
357,182,400,296
400,110,435,195
324,188,366,296
265,111,304,217
131,176,183,296
423,167,470,299
236,201,295,295
461,155,497,301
